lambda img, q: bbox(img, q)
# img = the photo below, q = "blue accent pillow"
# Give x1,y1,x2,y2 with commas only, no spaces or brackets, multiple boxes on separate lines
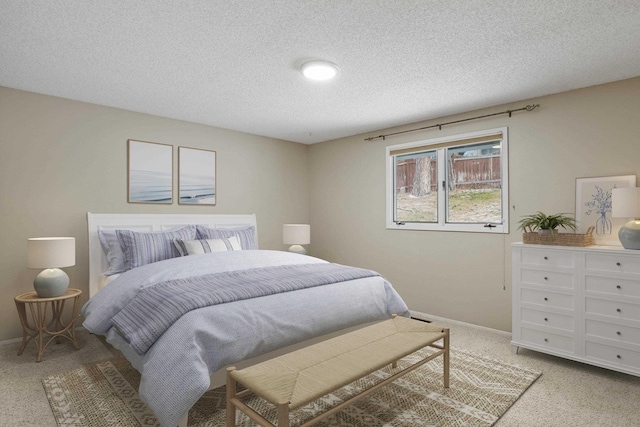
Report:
116,225,197,271
195,225,258,250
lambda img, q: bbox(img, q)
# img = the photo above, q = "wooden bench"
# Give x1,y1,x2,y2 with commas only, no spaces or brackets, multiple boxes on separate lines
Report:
226,315,450,427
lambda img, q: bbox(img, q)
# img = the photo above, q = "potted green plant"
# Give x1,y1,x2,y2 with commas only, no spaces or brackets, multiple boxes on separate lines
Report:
517,211,577,236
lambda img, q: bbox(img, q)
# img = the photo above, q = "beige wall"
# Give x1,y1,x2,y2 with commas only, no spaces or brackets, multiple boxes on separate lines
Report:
308,77,640,332
2,77,639,342
0,87,309,342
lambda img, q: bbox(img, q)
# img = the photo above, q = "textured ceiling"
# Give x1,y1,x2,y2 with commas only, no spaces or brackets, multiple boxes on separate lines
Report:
2,1,640,144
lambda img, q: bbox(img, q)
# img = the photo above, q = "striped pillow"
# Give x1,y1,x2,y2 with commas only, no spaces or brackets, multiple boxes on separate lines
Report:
173,236,241,256
116,225,197,271
98,228,127,275
195,225,258,250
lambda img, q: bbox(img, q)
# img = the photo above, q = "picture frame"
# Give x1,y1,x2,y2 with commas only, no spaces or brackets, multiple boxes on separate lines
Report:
575,174,636,245
128,140,173,204
178,146,216,205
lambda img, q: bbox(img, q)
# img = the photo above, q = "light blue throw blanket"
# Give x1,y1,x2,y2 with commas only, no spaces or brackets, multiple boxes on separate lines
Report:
112,263,380,354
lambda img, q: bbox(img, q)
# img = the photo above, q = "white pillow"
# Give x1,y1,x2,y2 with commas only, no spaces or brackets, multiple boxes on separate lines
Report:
195,225,258,250
173,235,242,256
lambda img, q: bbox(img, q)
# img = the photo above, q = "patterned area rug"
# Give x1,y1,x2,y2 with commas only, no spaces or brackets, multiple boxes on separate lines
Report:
42,348,540,426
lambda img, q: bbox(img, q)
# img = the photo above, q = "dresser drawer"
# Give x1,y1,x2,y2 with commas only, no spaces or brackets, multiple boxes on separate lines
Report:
521,308,574,332
585,319,640,345
522,288,574,310
585,298,640,322
520,248,574,268
521,269,574,289
521,327,574,354
585,341,640,371
585,253,640,275
585,275,640,298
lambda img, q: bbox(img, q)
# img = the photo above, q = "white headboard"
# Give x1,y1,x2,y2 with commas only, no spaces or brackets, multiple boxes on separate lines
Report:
87,212,257,297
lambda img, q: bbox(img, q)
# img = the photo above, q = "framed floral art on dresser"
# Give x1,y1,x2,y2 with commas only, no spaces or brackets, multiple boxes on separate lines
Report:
575,174,636,245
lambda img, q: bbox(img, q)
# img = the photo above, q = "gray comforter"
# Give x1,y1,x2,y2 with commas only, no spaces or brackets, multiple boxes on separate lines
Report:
82,250,409,427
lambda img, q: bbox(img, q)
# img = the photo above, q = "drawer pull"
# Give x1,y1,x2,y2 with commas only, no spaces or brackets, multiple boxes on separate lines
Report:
544,297,548,301
617,308,622,313
616,285,622,289
617,355,622,359
544,256,548,260
544,317,548,321
544,276,548,280
616,331,622,336
616,262,621,266
544,338,548,342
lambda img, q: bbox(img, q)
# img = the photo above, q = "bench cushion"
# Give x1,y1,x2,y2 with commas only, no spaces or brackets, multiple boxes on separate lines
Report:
230,316,445,410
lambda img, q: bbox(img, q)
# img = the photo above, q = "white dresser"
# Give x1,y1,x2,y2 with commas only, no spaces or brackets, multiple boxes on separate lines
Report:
512,243,640,376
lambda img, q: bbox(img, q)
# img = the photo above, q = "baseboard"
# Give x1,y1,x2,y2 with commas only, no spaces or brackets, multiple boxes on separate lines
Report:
0,326,86,347
410,310,512,338
0,335,24,346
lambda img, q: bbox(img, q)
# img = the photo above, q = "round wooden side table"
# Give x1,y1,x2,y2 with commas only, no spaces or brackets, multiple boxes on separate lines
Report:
14,288,82,362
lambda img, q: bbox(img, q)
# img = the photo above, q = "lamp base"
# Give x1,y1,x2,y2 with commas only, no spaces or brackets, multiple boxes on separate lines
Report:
288,244,307,255
618,220,640,250
34,268,69,298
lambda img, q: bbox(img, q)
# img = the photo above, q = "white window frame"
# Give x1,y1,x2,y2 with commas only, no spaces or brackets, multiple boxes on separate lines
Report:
386,127,509,233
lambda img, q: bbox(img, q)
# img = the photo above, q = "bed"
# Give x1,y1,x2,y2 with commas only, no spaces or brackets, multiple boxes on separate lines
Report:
82,213,410,427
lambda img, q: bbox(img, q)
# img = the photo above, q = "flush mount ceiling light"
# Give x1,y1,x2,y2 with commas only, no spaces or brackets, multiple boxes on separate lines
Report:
300,60,339,81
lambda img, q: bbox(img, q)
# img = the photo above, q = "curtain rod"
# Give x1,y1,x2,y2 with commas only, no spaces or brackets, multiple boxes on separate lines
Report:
364,104,540,141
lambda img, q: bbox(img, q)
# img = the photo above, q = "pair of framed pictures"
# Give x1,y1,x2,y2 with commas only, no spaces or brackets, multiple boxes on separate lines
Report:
127,139,216,205
575,174,636,245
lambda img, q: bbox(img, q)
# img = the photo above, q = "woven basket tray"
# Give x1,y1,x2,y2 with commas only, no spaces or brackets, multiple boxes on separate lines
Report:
522,226,595,247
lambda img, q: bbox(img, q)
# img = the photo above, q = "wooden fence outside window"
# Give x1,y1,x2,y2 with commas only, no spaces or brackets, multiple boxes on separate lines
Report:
396,155,500,195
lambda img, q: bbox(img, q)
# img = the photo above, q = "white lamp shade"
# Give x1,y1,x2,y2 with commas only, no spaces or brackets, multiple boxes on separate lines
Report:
27,237,76,268
283,224,310,245
612,187,640,218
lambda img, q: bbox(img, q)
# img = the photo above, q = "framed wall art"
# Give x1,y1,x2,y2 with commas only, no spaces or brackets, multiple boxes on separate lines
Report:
128,140,173,204
575,174,636,245
178,146,216,205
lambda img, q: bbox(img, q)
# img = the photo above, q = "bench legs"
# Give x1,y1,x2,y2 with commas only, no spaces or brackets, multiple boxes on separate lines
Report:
391,327,449,388
277,401,290,427
227,367,289,427
443,327,450,388
226,367,237,427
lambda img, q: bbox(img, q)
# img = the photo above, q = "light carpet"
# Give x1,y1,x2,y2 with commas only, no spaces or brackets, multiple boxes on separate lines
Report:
42,348,541,426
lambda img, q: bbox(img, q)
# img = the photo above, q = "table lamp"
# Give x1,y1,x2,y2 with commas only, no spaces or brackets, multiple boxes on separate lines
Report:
27,237,76,297
612,187,640,250
283,224,310,255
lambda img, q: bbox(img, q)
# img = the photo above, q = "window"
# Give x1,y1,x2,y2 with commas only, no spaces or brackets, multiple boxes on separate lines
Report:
386,127,508,233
